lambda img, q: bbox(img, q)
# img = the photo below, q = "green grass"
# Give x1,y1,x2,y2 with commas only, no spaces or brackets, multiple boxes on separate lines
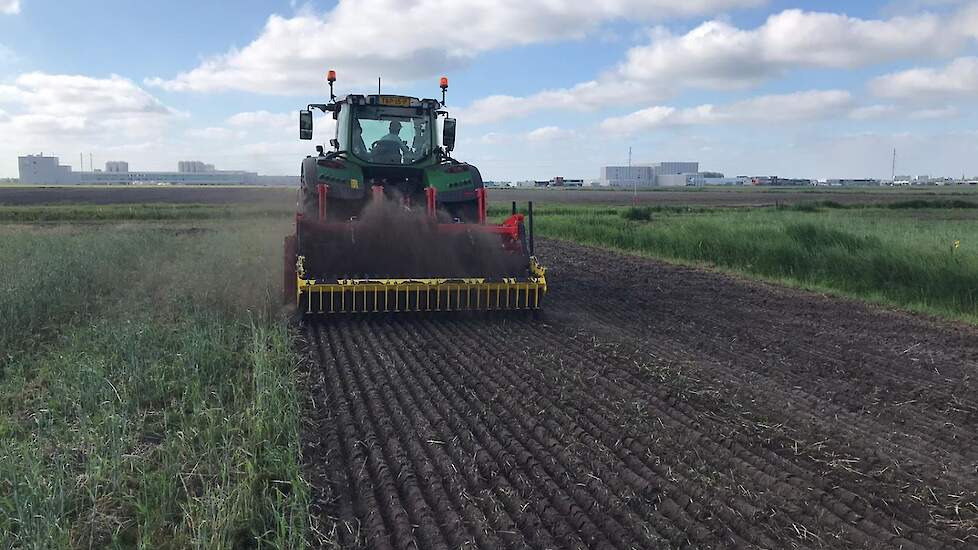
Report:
502,203,978,323
0,215,309,547
0,203,293,223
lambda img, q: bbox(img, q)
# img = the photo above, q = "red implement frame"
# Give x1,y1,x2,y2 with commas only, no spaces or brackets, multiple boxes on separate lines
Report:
476,187,487,224
317,183,328,222
426,187,436,218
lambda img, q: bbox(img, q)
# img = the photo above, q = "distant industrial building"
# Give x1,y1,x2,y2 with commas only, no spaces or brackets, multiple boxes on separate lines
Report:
17,154,296,186
750,176,813,186
824,179,883,187
600,162,700,187
178,160,217,173
546,177,584,187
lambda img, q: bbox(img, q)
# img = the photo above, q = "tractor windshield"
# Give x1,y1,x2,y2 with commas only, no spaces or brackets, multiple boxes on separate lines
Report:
348,105,433,165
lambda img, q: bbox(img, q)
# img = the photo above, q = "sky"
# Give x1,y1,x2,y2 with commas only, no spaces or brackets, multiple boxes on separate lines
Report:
1,0,977,181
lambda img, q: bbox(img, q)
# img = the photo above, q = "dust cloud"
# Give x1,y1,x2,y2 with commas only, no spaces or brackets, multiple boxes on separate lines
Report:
300,197,528,280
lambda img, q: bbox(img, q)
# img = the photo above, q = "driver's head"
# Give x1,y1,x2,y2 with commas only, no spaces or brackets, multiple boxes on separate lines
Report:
389,121,402,134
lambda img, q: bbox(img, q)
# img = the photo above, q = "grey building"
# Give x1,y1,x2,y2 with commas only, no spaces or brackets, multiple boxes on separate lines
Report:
17,155,296,186
18,154,76,184
600,162,700,187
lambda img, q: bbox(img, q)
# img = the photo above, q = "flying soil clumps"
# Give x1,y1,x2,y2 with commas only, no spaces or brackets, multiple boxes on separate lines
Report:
300,198,527,279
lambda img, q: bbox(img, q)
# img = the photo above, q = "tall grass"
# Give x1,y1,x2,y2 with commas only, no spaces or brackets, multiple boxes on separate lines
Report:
511,204,978,323
0,217,309,547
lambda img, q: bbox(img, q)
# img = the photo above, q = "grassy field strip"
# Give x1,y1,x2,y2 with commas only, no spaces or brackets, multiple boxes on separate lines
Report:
0,219,309,547
0,203,293,223
493,202,978,324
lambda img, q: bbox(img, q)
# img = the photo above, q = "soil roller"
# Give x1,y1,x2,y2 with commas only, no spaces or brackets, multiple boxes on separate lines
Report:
284,72,547,315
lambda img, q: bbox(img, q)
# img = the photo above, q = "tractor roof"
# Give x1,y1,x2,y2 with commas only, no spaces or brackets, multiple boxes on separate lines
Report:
340,94,442,110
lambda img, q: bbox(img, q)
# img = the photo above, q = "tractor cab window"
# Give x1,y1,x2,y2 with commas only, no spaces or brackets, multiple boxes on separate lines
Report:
349,106,431,165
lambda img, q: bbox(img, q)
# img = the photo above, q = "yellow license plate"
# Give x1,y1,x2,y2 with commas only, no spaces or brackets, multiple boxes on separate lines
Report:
379,95,411,107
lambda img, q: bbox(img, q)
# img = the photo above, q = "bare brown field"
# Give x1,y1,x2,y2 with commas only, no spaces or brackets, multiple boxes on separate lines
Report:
0,185,294,206
301,238,978,549
3,184,976,208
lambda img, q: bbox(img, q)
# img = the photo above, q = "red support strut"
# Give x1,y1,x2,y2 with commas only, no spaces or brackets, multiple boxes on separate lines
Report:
317,183,327,222
425,187,437,219
476,187,487,224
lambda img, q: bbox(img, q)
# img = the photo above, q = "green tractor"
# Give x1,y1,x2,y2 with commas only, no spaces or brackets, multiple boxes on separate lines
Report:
284,72,547,315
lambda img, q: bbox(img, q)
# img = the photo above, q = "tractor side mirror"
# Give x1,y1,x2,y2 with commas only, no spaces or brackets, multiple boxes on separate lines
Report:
299,110,313,140
443,117,457,152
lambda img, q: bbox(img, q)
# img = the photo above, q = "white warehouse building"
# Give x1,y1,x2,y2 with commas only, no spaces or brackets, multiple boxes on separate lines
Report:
600,162,699,187
17,155,296,186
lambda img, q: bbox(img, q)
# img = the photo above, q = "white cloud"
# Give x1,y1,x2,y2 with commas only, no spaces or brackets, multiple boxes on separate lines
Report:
618,10,954,88
600,90,853,135
908,105,959,119
0,73,177,139
477,132,507,145
461,7,970,124
524,126,579,142
849,104,898,120
0,0,19,15
870,57,978,99
186,127,243,140
148,0,764,94
174,110,335,175
226,110,293,129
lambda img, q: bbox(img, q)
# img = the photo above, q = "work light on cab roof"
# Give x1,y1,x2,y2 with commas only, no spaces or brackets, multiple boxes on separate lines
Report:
283,73,547,316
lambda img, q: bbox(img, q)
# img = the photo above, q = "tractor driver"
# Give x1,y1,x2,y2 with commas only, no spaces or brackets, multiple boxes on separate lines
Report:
379,121,409,147
371,120,411,163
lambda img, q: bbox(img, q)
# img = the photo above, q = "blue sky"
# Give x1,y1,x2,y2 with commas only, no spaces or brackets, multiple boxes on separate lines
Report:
1,0,977,180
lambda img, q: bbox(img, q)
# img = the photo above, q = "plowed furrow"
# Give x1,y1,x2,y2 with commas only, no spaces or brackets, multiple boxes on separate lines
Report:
414,319,647,549
447,318,825,548
491,319,953,547
340,323,456,549
442,319,781,548
385,321,596,549
358,321,504,548
313,326,390,549
302,238,978,549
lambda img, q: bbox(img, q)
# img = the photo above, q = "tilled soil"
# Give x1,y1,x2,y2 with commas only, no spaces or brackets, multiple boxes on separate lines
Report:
300,239,978,549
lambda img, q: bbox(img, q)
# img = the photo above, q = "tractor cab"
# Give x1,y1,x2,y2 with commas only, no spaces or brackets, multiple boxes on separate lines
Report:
300,92,456,166
332,95,444,166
